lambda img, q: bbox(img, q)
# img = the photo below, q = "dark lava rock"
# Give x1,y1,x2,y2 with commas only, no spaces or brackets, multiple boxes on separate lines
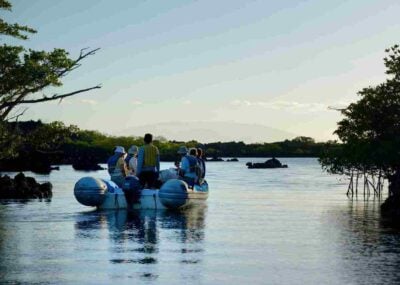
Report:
207,157,224,162
72,161,104,171
72,156,105,171
246,158,288,169
0,172,53,199
0,156,58,174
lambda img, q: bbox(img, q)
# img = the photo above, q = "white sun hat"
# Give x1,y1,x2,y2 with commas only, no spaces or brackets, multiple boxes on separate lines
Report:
177,146,188,154
128,145,138,154
114,146,126,154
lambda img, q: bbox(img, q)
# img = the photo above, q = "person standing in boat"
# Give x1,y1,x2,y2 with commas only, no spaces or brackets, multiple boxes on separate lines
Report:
136,133,160,188
126,145,138,176
179,147,201,187
107,146,128,187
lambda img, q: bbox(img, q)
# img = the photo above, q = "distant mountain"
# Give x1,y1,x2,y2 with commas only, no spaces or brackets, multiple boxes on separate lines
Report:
117,121,298,143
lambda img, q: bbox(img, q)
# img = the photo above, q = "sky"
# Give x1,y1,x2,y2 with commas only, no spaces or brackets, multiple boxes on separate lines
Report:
4,0,400,142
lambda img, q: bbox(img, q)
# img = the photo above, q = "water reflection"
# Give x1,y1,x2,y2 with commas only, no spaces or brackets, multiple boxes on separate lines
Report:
74,207,207,281
326,199,400,284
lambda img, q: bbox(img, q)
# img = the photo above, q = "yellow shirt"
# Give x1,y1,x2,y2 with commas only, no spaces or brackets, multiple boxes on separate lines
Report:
143,144,159,167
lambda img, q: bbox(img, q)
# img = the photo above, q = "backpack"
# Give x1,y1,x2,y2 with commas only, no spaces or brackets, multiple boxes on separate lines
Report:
185,155,202,178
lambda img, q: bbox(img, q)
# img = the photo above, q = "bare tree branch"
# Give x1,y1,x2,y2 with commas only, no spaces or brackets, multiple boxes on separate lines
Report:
0,85,101,121
0,48,101,121
6,48,100,102
17,85,101,104
56,48,100,78
328,106,346,111
7,107,28,121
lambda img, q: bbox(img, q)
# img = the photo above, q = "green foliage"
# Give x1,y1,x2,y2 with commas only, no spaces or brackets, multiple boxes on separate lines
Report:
0,121,21,159
320,45,400,178
0,45,76,96
28,122,80,151
1,121,325,167
0,0,100,159
0,0,36,40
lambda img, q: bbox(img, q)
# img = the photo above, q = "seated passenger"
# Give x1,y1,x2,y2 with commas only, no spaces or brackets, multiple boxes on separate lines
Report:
126,145,138,176
107,146,128,187
176,146,189,169
196,148,206,181
179,147,201,187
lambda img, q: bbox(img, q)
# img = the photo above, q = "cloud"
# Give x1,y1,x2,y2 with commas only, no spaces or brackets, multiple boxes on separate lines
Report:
230,100,327,112
131,100,143,105
327,100,352,110
79,99,98,105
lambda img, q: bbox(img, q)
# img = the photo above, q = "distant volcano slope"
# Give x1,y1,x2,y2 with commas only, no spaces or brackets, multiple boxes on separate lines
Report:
118,121,297,143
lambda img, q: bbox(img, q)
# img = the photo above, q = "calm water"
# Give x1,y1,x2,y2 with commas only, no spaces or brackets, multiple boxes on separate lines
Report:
1,158,400,284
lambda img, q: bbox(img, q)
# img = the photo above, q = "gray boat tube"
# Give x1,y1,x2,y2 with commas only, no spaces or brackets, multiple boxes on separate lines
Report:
158,179,209,209
158,179,189,209
74,177,108,207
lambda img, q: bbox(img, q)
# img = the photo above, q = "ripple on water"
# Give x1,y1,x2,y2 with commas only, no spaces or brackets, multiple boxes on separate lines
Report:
1,159,400,284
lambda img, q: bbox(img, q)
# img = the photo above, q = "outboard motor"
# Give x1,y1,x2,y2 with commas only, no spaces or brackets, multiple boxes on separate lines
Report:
159,179,189,209
74,177,107,207
122,176,142,205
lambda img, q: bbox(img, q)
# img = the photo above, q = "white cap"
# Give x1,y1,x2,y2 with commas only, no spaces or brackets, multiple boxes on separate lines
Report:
114,146,126,154
128,145,138,154
177,146,188,154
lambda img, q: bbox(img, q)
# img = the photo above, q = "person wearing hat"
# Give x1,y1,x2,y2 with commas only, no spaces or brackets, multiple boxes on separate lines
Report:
136,133,160,188
107,146,128,187
197,148,206,180
178,146,200,187
125,145,138,176
175,145,189,168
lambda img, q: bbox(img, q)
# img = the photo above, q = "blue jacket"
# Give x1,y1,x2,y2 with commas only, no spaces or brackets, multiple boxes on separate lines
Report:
181,155,199,180
198,157,206,178
107,154,120,175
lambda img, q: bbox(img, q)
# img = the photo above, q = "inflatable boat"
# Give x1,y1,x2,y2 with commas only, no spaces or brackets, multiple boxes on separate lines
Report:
74,176,209,210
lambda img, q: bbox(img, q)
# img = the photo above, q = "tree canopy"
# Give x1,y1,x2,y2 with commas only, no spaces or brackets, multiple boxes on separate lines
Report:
0,0,36,39
0,0,100,121
320,45,400,196
0,0,100,158
0,120,326,172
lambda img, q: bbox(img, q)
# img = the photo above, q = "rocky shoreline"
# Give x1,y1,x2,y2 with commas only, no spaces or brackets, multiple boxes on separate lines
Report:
0,173,52,199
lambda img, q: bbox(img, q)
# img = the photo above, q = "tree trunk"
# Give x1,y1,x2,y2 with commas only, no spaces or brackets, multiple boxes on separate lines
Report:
381,169,400,218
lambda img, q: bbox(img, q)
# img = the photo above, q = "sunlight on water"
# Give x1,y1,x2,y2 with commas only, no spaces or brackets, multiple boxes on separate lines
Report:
1,158,399,284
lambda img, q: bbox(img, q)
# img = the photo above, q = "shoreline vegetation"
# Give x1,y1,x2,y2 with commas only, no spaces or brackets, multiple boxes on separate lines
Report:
1,0,399,222
0,120,329,173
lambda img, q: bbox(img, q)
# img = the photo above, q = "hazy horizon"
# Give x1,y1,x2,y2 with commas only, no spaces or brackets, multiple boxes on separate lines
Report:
117,121,299,143
6,0,400,141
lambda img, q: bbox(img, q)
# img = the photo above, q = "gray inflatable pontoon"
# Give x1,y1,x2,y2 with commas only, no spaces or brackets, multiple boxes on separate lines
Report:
74,177,208,210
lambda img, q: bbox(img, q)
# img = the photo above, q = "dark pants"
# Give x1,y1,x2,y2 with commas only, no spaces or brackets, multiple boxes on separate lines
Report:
139,171,157,188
